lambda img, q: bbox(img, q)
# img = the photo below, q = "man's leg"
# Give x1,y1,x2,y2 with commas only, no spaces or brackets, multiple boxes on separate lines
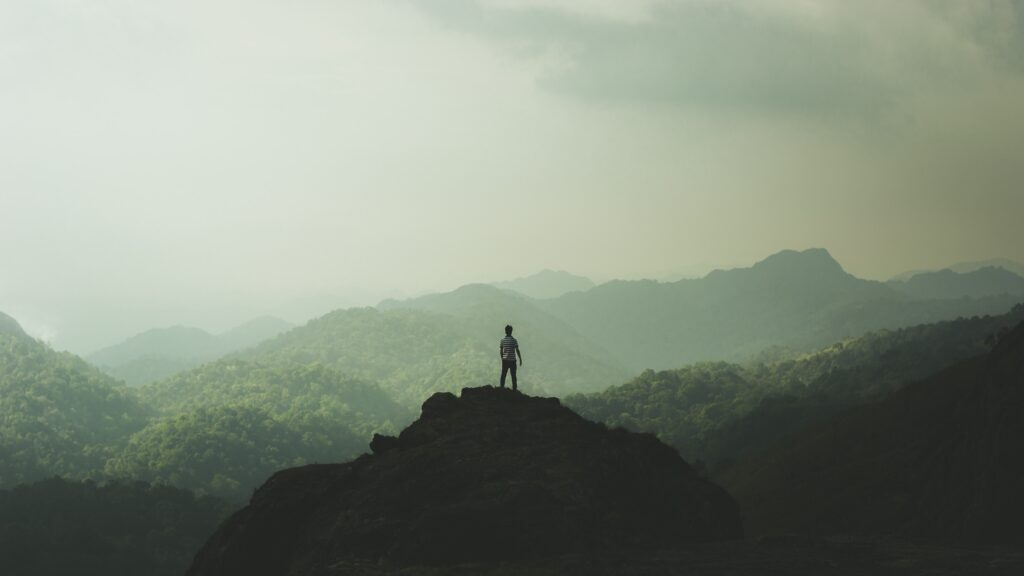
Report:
510,363,517,391
500,362,509,388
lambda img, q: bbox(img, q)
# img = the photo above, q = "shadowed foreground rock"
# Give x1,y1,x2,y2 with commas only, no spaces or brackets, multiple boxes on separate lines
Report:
186,387,742,576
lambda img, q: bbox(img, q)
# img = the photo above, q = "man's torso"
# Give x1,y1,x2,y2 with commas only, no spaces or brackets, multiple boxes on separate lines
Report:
500,336,518,361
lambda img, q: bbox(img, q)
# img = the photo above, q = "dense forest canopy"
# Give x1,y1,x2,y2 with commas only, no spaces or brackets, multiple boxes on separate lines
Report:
104,405,365,500
1,320,405,500
0,331,150,487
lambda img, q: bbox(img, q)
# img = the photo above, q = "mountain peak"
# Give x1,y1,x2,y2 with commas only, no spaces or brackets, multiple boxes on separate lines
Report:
493,269,595,299
186,386,742,574
0,311,28,339
752,248,846,275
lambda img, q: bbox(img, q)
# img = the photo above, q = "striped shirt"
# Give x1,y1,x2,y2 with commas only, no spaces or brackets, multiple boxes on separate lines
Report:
500,336,519,361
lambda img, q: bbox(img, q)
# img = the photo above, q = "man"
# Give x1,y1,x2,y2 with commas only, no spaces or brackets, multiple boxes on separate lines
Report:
499,324,523,391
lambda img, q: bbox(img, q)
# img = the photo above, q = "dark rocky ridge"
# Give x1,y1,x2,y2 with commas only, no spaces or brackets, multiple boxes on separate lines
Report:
186,387,742,575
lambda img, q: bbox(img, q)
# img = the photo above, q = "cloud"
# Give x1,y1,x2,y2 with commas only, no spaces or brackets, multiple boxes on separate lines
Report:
402,0,1024,119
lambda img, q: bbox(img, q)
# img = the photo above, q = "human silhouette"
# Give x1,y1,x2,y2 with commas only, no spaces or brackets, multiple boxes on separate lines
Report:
499,324,523,391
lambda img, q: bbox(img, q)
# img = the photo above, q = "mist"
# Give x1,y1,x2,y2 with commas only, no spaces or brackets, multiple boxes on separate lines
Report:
2,0,1023,353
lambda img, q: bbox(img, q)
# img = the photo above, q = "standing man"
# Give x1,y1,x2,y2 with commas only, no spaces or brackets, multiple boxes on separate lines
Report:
499,324,523,391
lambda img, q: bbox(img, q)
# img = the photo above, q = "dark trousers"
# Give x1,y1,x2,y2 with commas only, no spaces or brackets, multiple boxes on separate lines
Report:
500,360,518,390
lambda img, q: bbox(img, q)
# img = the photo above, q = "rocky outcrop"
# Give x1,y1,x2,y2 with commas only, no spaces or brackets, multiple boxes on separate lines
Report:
187,387,742,575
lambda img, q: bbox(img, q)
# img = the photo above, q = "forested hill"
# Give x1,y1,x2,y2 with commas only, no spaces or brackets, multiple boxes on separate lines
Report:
566,304,1024,468
138,360,408,436
720,315,1024,543
87,316,293,386
241,293,629,406
0,316,151,487
0,310,408,501
538,248,1024,370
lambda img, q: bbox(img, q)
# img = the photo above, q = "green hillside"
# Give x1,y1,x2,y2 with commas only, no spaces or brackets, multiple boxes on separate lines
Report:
120,360,407,499
104,405,365,501
242,291,629,406
0,310,401,500
139,360,409,437
566,304,1024,468
719,318,1024,542
0,324,150,487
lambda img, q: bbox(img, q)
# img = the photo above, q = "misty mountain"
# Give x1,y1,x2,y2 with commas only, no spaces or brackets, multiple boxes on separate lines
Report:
538,248,1024,371
89,326,220,366
212,316,296,350
87,316,294,386
887,266,1024,300
239,288,629,406
893,258,1024,281
948,258,1024,277
566,305,1024,467
491,269,595,299
0,312,151,487
720,318,1024,544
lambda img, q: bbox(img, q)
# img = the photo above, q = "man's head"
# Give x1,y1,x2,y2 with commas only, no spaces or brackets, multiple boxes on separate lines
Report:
505,324,513,336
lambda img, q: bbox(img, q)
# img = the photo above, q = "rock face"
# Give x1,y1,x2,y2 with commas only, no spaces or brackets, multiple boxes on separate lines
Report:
186,387,742,575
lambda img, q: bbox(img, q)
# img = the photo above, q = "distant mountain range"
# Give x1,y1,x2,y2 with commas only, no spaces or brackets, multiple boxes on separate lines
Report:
491,269,595,299
887,266,1024,300
546,249,1024,370
87,316,294,386
891,258,1024,281
69,249,1024,397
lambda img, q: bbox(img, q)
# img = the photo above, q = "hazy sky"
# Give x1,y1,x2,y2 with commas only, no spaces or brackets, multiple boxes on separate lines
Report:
2,0,1023,352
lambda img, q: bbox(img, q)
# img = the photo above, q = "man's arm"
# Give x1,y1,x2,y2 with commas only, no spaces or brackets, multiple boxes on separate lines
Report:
516,344,523,366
